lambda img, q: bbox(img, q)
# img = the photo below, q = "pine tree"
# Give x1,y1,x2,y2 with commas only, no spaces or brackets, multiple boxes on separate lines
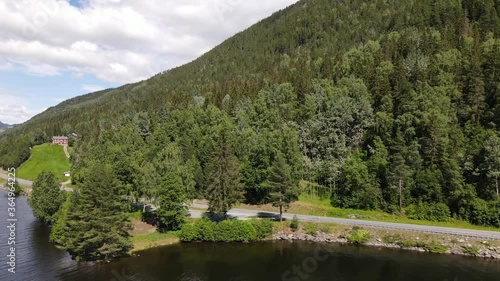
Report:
206,119,243,215
389,130,411,213
267,153,298,222
157,173,188,231
136,111,152,141
63,165,132,261
484,134,500,199
28,172,64,224
49,196,71,248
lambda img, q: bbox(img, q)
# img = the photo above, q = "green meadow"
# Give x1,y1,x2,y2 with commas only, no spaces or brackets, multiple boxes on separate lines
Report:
17,143,71,182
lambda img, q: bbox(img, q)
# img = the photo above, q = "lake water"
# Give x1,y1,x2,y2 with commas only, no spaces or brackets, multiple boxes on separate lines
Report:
1,189,500,281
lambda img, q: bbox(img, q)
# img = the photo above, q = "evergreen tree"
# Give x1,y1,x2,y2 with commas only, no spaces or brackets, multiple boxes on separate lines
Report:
63,165,132,261
206,118,243,215
136,111,152,141
484,134,500,199
157,173,188,231
28,172,64,224
49,196,71,248
267,153,298,222
139,162,161,205
333,152,381,210
389,130,411,213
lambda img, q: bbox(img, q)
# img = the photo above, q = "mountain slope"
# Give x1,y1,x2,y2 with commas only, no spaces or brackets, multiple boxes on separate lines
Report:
9,0,495,139
1,0,500,227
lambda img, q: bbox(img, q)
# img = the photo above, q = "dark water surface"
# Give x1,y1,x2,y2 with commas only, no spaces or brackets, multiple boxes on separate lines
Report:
1,190,500,281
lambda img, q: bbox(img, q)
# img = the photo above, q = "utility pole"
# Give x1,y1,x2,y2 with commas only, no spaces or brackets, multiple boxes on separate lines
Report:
399,177,403,213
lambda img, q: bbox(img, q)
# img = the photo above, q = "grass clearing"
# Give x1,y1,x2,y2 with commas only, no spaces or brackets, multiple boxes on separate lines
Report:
235,195,500,232
17,143,71,182
129,215,180,252
130,231,180,252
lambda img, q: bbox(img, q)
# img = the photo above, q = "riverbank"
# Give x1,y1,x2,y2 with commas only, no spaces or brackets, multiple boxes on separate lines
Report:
0,177,30,195
272,221,500,259
128,211,500,260
129,216,180,253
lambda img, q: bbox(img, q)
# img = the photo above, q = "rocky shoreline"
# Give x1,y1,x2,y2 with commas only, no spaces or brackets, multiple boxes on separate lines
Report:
273,231,500,260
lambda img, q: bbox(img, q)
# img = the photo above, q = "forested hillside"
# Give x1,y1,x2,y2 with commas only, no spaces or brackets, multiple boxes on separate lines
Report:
1,0,500,227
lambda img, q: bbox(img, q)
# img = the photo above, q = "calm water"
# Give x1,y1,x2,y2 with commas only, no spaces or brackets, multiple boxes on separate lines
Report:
1,189,500,281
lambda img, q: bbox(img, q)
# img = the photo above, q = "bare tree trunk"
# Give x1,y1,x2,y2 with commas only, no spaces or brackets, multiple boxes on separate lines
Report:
496,176,499,199
399,177,403,213
279,195,283,223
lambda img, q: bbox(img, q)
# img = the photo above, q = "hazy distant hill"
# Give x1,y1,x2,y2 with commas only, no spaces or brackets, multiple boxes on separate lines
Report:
0,122,14,133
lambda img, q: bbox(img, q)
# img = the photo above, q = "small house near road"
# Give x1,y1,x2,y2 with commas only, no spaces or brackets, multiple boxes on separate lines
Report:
52,136,68,145
64,171,71,177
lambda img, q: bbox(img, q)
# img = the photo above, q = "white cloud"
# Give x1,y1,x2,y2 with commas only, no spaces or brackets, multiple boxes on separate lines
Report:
71,41,98,52
0,105,45,124
0,90,44,124
0,0,299,84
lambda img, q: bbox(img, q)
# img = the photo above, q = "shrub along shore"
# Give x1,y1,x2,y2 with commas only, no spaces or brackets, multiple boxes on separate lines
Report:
179,217,274,243
157,217,500,260
272,221,500,260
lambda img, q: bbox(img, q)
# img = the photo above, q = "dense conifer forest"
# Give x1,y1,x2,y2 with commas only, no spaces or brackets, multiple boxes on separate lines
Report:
2,0,500,235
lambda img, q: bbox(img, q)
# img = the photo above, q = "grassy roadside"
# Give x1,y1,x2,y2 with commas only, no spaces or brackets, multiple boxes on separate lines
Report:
232,195,500,232
125,212,500,258
17,143,71,182
128,211,180,253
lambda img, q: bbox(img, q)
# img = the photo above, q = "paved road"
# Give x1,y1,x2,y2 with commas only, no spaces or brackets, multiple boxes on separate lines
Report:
63,144,70,159
2,173,500,240
0,172,33,187
189,203,500,240
0,173,73,192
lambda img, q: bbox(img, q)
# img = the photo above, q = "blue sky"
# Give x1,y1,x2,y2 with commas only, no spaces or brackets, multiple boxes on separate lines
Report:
68,0,82,8
0,69,118,123
0,0,298,124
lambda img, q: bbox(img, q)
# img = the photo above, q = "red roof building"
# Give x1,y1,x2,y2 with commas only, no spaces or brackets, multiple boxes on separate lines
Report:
52,136,68,145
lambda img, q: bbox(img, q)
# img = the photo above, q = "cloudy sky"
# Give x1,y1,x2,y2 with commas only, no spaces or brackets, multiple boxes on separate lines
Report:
0,0,298,124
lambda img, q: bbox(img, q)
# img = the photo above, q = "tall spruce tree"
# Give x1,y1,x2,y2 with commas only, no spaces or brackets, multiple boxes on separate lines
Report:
28,172,64,224
206,118,243,215
63,165,132,261
157,173,188,230
267,153,298,222
484,134,500,199
389,130,411,213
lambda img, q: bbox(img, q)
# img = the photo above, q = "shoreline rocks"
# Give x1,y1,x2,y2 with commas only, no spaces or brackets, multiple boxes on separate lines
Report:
272,231,500,260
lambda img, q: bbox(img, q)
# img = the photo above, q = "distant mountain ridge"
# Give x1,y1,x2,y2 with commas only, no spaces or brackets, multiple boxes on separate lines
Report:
0,122,14,132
